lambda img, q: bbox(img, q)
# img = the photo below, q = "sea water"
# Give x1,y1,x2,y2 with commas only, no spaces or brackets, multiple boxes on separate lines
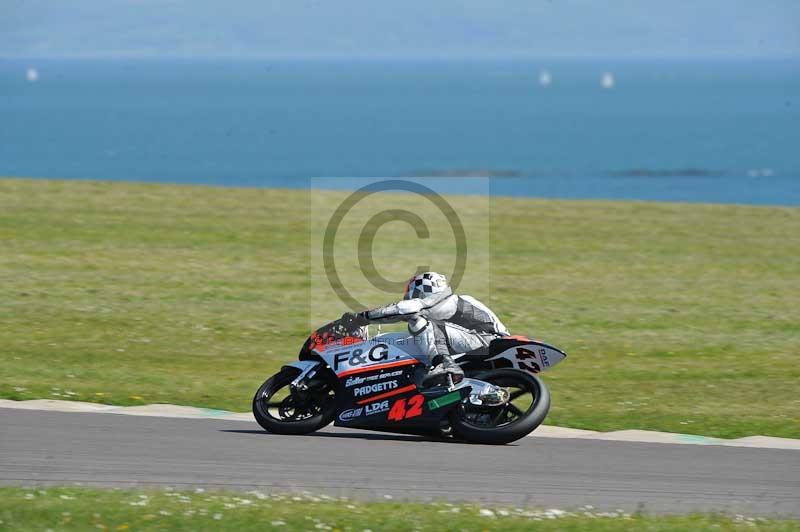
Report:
1,58,798,205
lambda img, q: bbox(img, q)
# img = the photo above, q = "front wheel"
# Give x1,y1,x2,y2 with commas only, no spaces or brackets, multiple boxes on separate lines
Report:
252,367,337,435
451,369,550,445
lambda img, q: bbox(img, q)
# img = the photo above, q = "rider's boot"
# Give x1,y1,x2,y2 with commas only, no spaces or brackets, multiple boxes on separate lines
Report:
421,355,464,388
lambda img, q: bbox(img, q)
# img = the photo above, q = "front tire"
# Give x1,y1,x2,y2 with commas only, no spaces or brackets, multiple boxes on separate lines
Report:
252,367,337,435
451,369,550,445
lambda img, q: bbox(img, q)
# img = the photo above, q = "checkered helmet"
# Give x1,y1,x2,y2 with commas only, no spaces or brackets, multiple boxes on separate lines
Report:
403,272,449,300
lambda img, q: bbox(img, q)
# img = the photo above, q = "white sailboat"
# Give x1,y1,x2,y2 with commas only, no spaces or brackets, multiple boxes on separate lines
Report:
539,70,552,87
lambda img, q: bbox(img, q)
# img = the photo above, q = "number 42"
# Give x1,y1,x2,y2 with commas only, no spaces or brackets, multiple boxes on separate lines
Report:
387,394,424,421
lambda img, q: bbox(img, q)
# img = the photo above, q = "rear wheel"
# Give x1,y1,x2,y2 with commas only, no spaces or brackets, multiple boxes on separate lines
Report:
451,369,550,444
252,367,337,435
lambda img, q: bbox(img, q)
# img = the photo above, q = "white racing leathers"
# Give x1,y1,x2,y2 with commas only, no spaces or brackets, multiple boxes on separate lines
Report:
363,289,510,366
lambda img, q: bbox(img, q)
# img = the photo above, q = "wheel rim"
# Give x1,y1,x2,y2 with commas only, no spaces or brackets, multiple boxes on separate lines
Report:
458,374,538,429
255,372,335,423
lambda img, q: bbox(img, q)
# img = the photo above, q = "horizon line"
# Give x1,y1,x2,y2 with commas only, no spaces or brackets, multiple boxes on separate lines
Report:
2,53,799,62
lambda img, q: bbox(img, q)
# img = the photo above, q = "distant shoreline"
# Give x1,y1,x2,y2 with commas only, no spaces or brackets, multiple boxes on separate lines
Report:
3,175,798,208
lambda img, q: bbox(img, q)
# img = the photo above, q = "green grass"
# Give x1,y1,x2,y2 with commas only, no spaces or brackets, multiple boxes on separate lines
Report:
1,178,798,438
1,487,797,531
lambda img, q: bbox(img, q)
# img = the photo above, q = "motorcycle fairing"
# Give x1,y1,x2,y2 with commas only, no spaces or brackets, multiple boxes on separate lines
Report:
296,325,505,434
313,339,421,379
329,332,470,432
335,366,471,433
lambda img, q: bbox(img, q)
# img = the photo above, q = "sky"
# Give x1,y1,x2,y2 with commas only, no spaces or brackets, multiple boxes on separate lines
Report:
1,0,799,59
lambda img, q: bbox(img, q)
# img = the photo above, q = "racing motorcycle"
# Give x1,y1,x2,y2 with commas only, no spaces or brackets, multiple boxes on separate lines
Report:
252,318,566,444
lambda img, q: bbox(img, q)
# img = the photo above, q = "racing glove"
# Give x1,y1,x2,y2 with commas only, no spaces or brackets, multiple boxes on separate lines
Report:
340,311,369,329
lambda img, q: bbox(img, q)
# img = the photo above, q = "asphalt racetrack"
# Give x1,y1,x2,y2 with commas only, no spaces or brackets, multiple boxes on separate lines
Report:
1,408,798,517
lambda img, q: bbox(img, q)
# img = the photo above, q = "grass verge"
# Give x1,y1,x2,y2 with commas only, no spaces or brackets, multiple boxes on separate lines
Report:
1,178,798,438
1,487,797,531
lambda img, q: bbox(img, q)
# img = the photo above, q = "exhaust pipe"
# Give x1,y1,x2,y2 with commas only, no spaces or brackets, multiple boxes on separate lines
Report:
469,384,510,407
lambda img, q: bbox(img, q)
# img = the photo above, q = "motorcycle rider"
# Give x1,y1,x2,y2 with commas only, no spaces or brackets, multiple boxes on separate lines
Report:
342,272,509,387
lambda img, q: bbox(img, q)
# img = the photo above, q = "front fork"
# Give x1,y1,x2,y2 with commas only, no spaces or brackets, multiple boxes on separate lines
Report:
284,360,322,391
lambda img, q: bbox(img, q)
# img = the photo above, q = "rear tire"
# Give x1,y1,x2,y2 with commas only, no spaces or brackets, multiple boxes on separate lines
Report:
451,369,550,445
252,367,336,435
